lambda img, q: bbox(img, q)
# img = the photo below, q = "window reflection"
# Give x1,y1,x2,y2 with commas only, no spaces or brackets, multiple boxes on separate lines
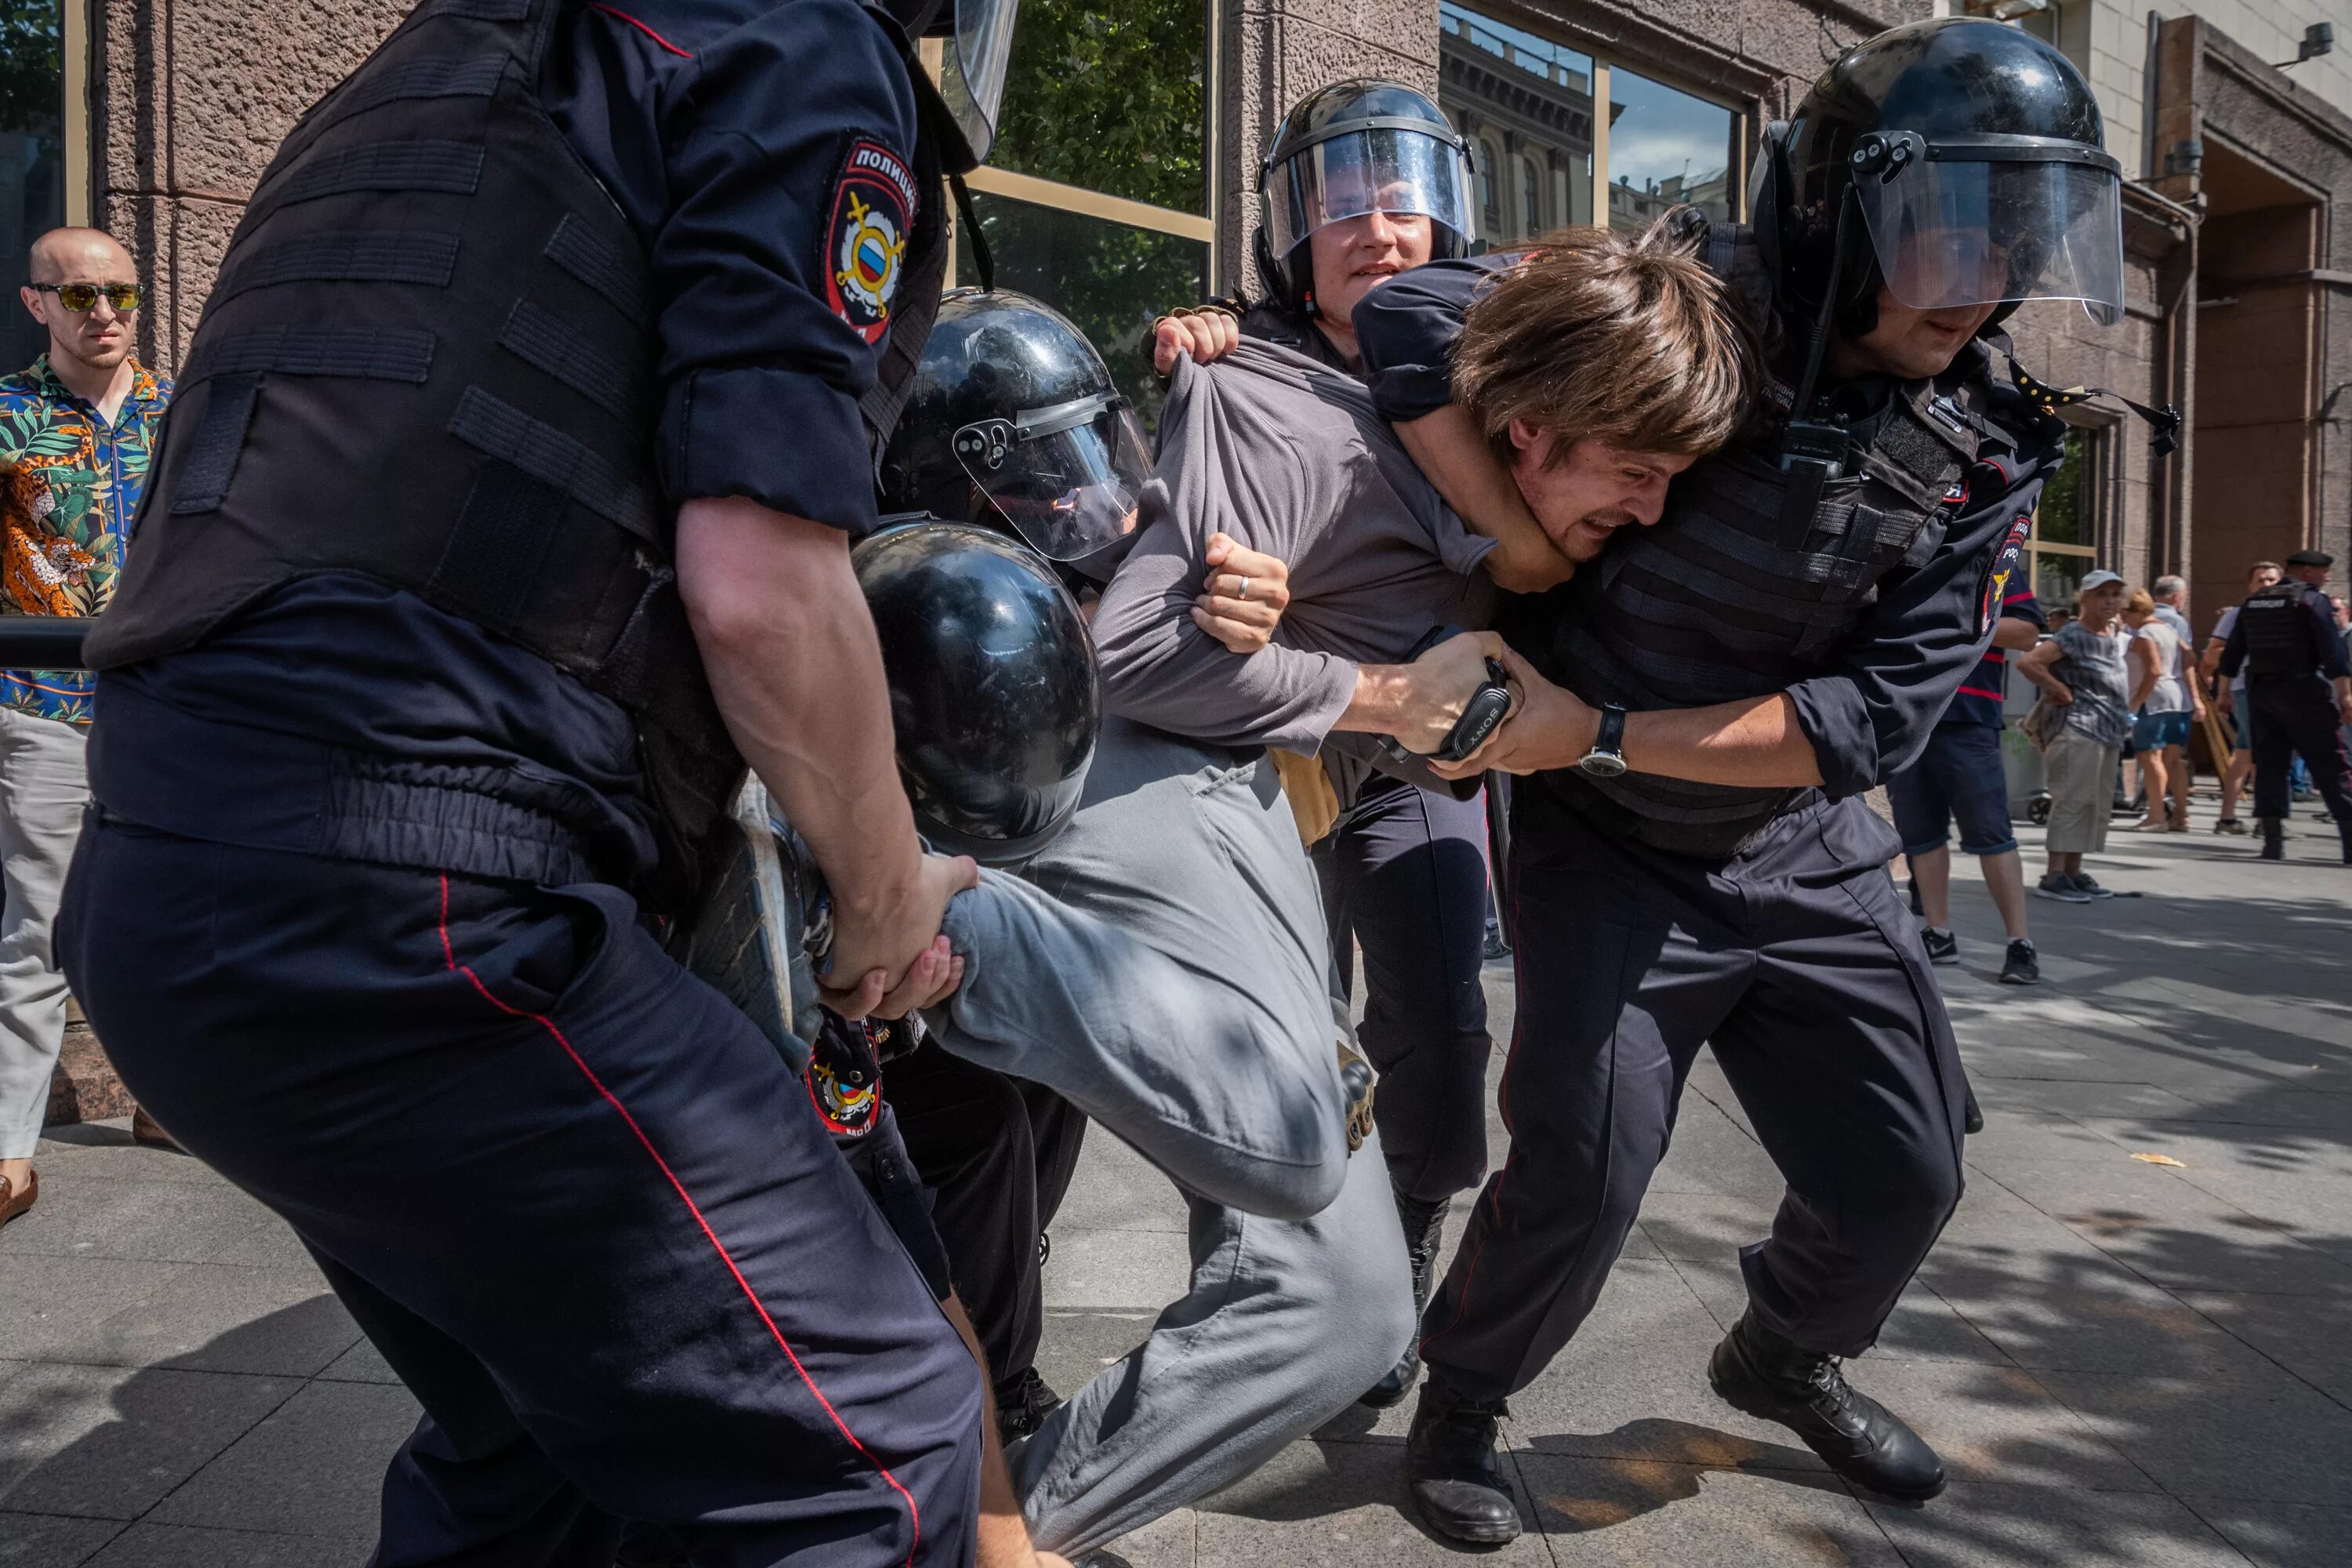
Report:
986,0,1209,215
1439,2,1593,245
1606,66,1737,230
0,0,65,372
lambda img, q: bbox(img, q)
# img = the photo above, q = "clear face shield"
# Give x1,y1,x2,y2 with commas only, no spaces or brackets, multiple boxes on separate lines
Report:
951,390,1153,561
1261,126,1474,259
1850,134,2125,326
937,0,1021,164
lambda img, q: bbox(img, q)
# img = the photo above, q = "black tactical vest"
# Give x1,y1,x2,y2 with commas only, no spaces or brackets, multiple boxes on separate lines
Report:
2237,583,2316,680
88,0,946,913
1520,220,2000,858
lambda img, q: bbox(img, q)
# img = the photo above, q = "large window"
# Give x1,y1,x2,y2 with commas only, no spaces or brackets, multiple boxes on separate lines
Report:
2031,426,2104,604
2,0,67,374
951,0,1211,427
1605,65,1739,231
1438,2,1737,249
1439,2,1593,246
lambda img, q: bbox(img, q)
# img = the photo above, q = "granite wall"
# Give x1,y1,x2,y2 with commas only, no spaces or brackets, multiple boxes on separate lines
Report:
97,0,409,373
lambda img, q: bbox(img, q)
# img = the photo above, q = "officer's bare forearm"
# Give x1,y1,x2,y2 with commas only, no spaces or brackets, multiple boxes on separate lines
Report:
943,1293,1059,1568
677,498,923,922
1621,693,1827,787
1394,405,1577,593
1990,617,2041,651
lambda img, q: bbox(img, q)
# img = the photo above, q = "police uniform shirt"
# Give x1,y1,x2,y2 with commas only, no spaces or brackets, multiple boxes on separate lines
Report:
2217,579,2351,682
91,0,923,889
1350,252,2062,805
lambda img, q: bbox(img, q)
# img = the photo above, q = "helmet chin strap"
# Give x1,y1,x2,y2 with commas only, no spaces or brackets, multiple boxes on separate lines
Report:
949,173,994,293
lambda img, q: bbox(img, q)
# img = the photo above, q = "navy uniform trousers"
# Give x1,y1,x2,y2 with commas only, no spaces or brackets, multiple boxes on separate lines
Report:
60,813,982,1567
1420,791,1967,1403
1312,772,1494,1203
2249,674,2352,823
884,1044,1087,1398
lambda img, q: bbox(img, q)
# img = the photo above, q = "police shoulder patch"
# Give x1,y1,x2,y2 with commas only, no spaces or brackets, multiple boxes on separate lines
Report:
1980,513,2032,637
822,136,918,346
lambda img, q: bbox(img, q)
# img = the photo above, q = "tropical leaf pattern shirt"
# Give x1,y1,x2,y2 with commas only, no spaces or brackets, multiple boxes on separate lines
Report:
0,355,172,723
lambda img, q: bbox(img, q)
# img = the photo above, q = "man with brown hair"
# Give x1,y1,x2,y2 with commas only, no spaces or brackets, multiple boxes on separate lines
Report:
1004,220,1754,1561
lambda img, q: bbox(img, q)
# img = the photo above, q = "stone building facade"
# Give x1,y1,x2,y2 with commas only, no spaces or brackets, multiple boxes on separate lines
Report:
43,0,2352,620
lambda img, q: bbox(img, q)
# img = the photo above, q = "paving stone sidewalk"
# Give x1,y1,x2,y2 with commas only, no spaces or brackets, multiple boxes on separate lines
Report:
5,796,2348,1566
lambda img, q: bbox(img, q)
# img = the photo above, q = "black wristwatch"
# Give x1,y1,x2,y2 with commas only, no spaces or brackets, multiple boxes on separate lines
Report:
1577,704,1629,778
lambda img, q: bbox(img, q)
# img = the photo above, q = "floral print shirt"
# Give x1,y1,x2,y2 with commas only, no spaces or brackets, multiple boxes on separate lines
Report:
0,355,172,723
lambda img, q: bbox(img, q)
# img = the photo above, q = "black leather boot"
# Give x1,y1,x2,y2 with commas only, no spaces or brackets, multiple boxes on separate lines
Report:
1360,1189,1451,1408
1708,1310,1947,1501
2339,820,2352,865
2259,817,2285,860
1405,1385,1521,1544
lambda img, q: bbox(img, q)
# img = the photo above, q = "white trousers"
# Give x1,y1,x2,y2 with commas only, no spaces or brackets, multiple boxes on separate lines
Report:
0,708,89,1159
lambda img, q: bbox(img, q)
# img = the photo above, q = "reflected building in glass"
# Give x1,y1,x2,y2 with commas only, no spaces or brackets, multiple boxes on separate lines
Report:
1436,2,1596,248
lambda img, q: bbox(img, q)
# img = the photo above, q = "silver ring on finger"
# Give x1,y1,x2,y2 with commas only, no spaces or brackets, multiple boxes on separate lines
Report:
1236,576,1252,602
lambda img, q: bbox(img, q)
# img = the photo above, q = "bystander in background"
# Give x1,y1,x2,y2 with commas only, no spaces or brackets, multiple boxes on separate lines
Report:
2206,560,2283,833
0,228,172,1226
2020,571,2146,902
1889,557,2044,984
2123,587,2201,831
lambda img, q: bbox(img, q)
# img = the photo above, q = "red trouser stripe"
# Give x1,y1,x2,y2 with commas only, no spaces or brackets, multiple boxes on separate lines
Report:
437,877,921,1564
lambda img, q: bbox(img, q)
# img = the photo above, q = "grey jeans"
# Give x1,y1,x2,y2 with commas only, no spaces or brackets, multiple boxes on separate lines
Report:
928,718,1414,1553
930,718,1352,1221
0,709,89,1160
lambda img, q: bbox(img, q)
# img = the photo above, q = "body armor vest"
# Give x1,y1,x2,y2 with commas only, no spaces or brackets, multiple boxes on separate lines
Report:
1521,220,1998,858
2238,583,2316,680
88,0,946,913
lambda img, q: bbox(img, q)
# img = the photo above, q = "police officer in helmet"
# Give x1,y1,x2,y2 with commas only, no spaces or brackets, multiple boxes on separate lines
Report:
60,0,1074,1562
1152,79,1526,1415
2216,548,2352,861
1337,18,2153,1541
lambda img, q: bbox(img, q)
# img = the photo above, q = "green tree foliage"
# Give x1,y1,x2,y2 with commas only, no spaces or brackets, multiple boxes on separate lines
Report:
966,1,1211,430
0,0,62,136
989,0,1206,214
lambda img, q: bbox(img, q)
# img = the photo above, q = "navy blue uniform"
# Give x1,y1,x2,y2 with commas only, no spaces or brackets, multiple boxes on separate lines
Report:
2218,579,2352,826
1352,255,2056,1401
63,4,984,1563
1890,578,2045,858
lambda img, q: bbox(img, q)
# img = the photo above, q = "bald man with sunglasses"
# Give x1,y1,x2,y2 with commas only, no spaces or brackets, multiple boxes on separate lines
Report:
0,227,172,1224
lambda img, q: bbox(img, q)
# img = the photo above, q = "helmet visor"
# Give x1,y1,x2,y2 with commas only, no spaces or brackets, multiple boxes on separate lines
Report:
953,390,1152,561
1262,127,1474,259
941,0,1021,163
1855,147,2125,326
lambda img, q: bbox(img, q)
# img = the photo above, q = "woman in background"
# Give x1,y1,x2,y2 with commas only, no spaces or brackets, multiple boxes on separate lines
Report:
2020,572,2152,899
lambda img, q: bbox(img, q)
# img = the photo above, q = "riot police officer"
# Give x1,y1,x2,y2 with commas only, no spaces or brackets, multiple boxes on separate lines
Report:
1153,80,1527,1409
2216,548,2352,861
1345,18,2145,1542
57,2,1069,1564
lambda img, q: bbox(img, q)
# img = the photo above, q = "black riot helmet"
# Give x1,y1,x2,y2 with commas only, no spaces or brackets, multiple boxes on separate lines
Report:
854,521,1101,864
1763,16,2124,339
870,0,1022,168
875,288,1152,568
1254,78,1475,314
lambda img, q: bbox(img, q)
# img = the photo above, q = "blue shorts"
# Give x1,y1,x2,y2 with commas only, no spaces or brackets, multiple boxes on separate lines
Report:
2132,710,2192,750
1888,722,2019,857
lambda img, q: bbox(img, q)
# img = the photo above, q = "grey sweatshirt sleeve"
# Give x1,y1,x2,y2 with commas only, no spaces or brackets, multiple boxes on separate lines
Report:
1089,354,1360,753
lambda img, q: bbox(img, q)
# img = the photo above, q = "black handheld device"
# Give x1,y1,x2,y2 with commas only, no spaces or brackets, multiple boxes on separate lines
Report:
1378,625,1514,767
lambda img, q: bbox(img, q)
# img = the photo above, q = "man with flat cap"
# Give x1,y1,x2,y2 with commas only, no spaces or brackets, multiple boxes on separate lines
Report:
2217,548,2352,862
